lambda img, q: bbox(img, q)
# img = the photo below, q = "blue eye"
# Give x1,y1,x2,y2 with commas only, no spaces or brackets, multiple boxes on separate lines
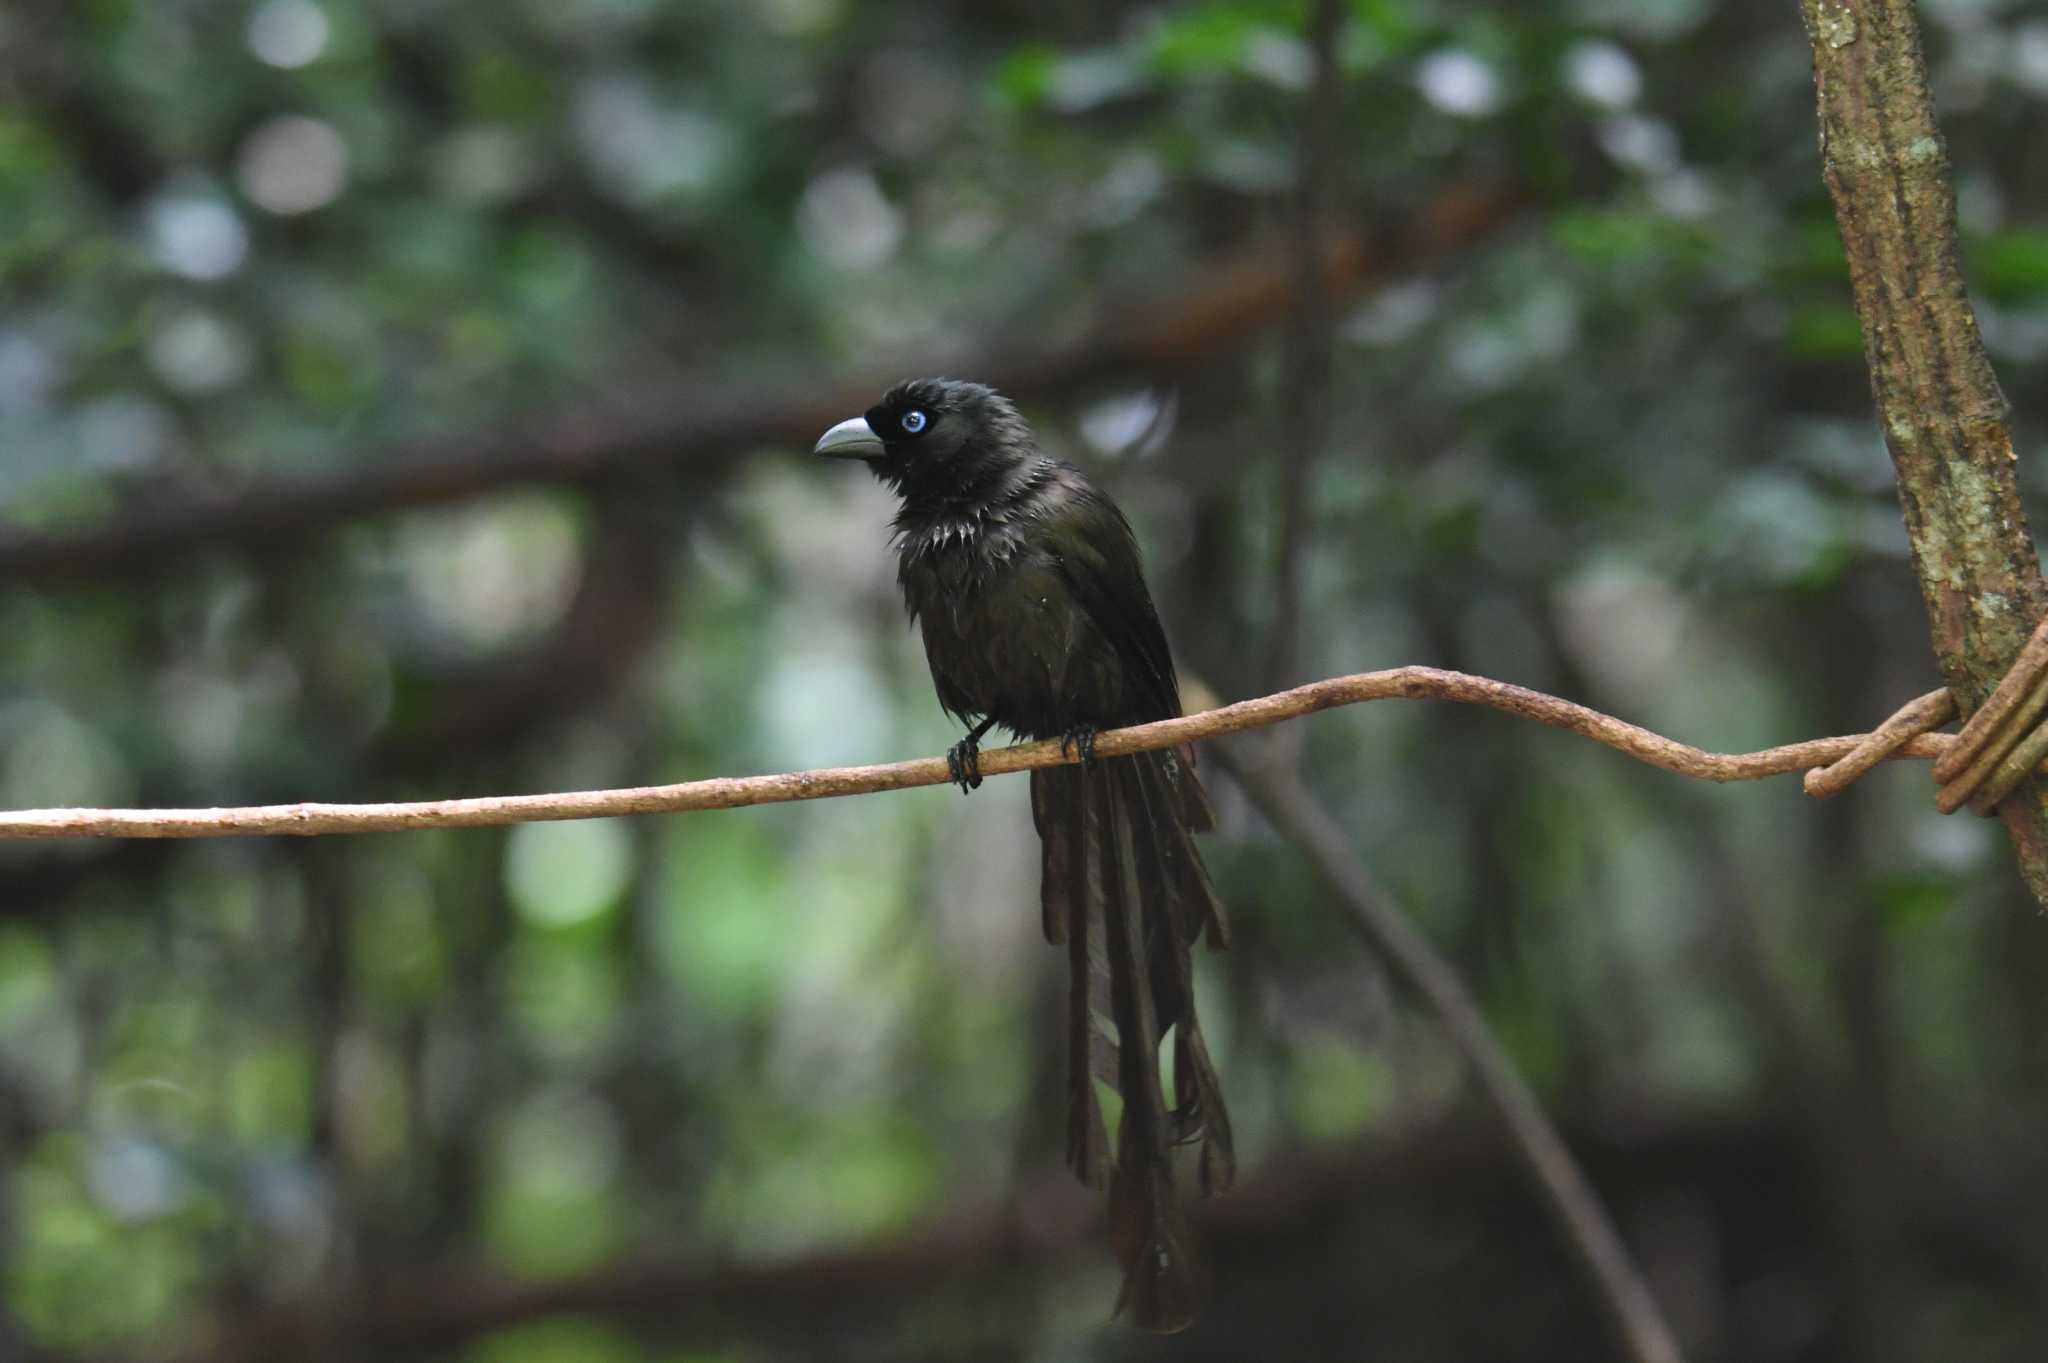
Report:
900,410,928,435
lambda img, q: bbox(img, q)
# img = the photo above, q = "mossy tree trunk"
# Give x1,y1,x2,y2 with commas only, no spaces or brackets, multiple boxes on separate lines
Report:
1801,0,2048,907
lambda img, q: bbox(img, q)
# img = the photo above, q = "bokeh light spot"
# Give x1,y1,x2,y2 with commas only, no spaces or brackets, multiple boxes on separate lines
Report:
246,0,330,69
237,116,349,215
505,820,633,929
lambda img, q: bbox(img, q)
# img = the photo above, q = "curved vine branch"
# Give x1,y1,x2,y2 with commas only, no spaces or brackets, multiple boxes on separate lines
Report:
0,666,1969,841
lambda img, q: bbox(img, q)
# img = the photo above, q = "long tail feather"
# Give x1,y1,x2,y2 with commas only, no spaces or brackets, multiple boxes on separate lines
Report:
1035,749,1232,1332
1163,746,1231,948
1124,760,1235,1195
1035,767,1113,1187
1098,766,1198,1333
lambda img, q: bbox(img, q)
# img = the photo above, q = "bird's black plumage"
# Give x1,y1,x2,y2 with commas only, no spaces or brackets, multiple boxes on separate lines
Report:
816,378,1233,1332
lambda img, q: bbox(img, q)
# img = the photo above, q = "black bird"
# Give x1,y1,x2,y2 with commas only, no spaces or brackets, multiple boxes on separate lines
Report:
816,378,1233,1332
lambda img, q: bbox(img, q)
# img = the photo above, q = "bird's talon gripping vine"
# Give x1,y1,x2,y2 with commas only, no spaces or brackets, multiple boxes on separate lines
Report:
947,737,983,793
1059,725,1099,765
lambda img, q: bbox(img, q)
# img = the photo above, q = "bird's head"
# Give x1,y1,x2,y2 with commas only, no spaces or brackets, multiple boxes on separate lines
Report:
813,378,1035,498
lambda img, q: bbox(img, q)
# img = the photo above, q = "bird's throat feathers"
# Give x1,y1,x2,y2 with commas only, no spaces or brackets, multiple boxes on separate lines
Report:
884,453,1066,559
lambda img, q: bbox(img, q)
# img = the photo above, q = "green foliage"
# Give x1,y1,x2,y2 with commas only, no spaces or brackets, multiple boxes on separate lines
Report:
1783,304,1866,361
469,1318,648,1363
1550,207,1710,270
1286,1033,1392,1144
1970,228,2048,302
483,1093,629,1276
650,818,795,1016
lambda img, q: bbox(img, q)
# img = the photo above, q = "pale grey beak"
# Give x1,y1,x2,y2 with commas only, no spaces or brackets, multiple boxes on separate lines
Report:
814,415,885,460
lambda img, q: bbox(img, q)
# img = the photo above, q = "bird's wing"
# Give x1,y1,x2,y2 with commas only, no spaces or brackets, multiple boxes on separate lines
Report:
1047,486,1182,724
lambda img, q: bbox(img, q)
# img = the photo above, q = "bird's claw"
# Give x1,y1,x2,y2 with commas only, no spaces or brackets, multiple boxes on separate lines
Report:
1059,725,1099,765
947,737,983,793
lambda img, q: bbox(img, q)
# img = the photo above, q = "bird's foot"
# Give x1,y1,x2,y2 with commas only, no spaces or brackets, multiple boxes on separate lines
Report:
1059,725,1099,766
946,736,984,793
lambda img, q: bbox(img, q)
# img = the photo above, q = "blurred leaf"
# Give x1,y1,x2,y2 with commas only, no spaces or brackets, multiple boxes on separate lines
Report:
1783,304,1865,361
1550,208,1708,269
9,1157,210,1349
350,854,449,1010
1145,3,1303,79
281,330,378,413
460,48,558,124
469,1317,645,1363
227,1043,313,1148
1971,229,2048,302
1784,211,1851,281
502,936,624,1062
700,1107,937,1253
483,1091,625,1277
1286,1034,1391,1144
0,925,56,1031
988,43,1060,110
649,818,792,1016
1871,871,1957,932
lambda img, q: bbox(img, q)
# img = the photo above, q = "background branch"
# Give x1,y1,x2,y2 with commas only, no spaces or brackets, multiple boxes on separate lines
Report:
0,190,1516,584
148,1114,1754,1363
1217,743,1687,1363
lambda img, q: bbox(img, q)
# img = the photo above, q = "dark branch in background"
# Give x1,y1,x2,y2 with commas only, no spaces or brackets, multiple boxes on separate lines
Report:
0,188,1520,583
114,1101,2048,1363
1264,0,1345,696
140,1116,1736,1363
1800,0,2048,907
1216,745,1687,1363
